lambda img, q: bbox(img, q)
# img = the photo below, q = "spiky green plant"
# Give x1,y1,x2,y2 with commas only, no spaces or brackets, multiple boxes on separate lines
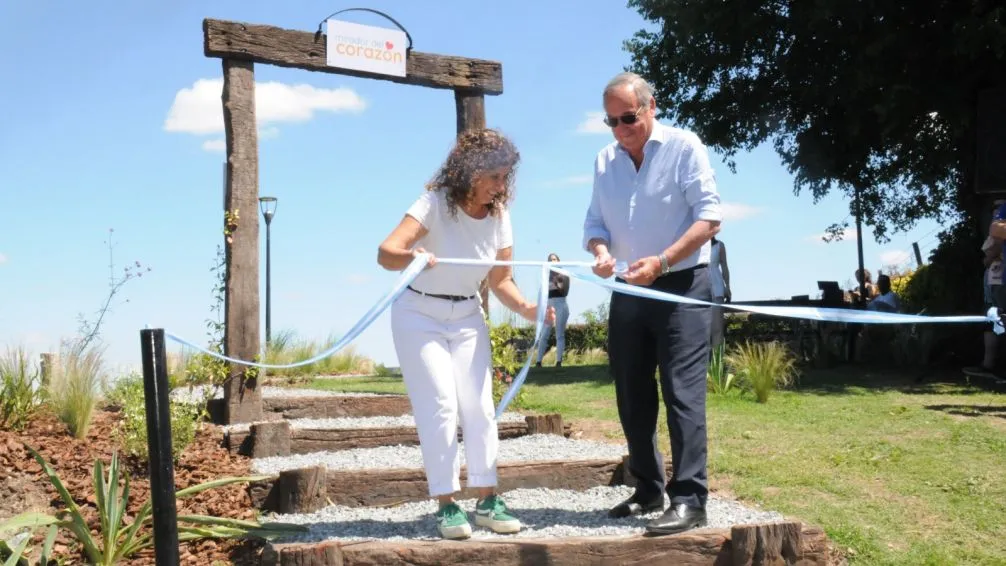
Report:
725,341,798,403
0,445,305,565
0,346,44,431
706,342,738,395
0,519,57,566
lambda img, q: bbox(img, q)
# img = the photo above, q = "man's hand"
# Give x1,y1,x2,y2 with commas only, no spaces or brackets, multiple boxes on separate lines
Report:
623,256,662,286
590,240,616,278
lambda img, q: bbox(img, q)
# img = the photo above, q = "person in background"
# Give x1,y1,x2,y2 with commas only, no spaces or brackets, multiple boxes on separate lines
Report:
708,237,731,348
867,274,900,312
967,199,1006,379
536,253,571,368
851,268,879,305
583,71,722,536
377,128,554,540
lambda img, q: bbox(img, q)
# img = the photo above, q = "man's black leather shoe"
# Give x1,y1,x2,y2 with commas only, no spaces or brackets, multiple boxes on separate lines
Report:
644,503,707,535
607,495,664,519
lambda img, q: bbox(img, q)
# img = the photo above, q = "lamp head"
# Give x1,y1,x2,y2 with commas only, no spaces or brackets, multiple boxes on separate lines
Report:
259,196,278,223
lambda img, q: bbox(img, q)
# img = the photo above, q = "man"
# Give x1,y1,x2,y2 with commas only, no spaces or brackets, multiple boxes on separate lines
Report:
583,72,722,535
866,274,899,312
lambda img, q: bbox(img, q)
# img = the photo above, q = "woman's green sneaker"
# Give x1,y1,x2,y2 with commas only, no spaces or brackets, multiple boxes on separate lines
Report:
435,502,472,540
474,495,521,534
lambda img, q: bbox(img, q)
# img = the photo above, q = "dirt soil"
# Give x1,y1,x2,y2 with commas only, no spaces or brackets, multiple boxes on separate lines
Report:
0,407,263,565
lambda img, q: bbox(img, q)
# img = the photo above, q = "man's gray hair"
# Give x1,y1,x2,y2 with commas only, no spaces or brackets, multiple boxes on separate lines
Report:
603,72,655,107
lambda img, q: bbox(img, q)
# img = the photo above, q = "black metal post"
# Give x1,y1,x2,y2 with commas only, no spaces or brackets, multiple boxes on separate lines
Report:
140,328,180,566
265,218,272,346
854,184,867,307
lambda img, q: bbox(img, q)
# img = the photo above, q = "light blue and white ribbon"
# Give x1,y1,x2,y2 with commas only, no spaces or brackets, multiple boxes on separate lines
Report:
162,256,1004,420
494,263,551,418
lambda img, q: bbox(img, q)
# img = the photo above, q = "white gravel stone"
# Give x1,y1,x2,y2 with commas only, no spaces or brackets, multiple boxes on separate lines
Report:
170,385,394,405
262,486,786,542
221,412,528,433
250,434,628,475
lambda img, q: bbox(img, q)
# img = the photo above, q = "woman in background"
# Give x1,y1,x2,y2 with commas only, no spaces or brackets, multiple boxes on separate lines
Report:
536,253,571,367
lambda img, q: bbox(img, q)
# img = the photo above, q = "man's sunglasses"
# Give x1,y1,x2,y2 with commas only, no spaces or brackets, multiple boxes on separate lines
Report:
603,106,645,128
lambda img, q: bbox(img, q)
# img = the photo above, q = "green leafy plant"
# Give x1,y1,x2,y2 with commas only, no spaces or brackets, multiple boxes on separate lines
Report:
0,346,44,431
706,342,737,394
105,374,204,462
0,446,305,565
46,342,104,439
725,341,798,403
0,521,57,566
490,325,526,409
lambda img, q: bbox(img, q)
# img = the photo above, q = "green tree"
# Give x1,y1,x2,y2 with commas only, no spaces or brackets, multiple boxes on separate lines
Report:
624,1,1006,242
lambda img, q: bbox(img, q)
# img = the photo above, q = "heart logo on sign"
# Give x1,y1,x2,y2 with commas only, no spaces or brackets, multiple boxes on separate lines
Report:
385,41,394,50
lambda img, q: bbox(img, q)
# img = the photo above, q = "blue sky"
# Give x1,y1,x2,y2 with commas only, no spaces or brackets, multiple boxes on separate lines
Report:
0,1,946,374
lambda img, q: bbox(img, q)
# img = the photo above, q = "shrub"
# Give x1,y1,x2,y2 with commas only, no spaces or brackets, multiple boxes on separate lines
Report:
726,341,798,403
0,346,44,431
105,374,204,462
490,324,526,409
47,342,105,439
707,342,737,394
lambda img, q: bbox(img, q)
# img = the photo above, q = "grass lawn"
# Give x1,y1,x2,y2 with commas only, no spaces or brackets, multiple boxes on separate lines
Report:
300,365,1006,566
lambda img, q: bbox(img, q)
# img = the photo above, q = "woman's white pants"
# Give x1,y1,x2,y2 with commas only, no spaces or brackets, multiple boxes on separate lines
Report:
391,290,498,497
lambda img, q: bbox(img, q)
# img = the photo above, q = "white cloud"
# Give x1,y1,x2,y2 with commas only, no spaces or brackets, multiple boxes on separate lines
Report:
164,78,366,136
576,111,610,134
808,227,858,244
540,175,593,188
202,139,225,153
199,127,281,153
720,202,764,221
880,250,912,267
0,253,7,264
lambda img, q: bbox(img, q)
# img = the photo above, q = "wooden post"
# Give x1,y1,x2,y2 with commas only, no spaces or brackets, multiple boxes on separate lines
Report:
39,353,54,387
250,421,291,458
455,88,490,315
222,58,263,425
731,522,803,566
526,414,564,436
278,466,328,514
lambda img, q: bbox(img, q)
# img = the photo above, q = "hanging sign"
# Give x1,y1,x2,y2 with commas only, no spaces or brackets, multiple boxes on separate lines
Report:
326,19,407,77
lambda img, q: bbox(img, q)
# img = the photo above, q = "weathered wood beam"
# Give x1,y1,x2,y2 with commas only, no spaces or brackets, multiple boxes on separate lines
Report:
204,18,503,95
454,88,491,313
222,58,263,425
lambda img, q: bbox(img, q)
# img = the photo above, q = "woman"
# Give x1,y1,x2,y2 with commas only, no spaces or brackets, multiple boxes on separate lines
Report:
377,128,553,540
535,253,571,367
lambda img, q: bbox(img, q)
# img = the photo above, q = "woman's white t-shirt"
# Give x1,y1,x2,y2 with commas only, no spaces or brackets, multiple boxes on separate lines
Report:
405,190,513,297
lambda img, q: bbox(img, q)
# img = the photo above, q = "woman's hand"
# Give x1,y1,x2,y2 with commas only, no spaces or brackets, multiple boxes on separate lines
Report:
412,247,436,268
522,303,555,325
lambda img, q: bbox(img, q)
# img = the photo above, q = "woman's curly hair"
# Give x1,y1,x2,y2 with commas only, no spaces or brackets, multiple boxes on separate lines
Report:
425,128,520,218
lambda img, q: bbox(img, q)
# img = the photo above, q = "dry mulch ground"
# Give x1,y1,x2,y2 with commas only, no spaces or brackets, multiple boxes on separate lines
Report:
0,407,264,565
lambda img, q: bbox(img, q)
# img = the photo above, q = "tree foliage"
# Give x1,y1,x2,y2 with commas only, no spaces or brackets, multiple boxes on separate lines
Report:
624,0,1006,241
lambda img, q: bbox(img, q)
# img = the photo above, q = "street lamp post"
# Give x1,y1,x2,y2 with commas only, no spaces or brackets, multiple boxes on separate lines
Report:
259,197,278,346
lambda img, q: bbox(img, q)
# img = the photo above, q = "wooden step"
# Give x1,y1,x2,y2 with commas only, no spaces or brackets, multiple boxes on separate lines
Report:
208,393,413,423
225,414,571,456
260,522,832,566
250,457,640,511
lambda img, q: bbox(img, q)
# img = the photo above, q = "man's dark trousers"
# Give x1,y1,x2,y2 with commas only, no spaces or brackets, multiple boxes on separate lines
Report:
608,265,712,508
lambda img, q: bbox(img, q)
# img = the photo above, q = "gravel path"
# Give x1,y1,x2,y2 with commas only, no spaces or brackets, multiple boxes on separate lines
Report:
263,486,786,542
221,412,528,433
250,434,628,475
170,385,393,404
